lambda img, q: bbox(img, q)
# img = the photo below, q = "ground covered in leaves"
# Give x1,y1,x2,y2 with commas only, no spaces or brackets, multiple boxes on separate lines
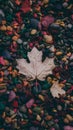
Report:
0,0,73,130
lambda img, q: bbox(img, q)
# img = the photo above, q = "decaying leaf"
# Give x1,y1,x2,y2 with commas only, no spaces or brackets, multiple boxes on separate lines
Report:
16,47,55,81
50,81,66,98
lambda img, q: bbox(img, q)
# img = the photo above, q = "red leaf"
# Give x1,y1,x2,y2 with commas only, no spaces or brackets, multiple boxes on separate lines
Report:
21,0,31,13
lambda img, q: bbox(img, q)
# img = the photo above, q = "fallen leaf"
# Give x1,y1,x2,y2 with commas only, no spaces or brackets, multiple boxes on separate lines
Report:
16,47,55,81
50,81,66,98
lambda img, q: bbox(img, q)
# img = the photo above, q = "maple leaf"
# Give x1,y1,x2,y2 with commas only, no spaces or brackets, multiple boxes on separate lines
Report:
50,81,66,98
16,47,55,81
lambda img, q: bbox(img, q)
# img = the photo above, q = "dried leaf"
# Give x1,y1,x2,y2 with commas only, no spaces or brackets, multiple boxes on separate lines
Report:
16,47,55,81
50,81,66,98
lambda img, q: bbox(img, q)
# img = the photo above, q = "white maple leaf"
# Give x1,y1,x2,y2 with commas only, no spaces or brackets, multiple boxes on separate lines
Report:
50,81,66,98
16,47,55,81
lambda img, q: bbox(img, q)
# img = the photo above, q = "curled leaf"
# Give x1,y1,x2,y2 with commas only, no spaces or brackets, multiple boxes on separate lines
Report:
50,81,66,98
